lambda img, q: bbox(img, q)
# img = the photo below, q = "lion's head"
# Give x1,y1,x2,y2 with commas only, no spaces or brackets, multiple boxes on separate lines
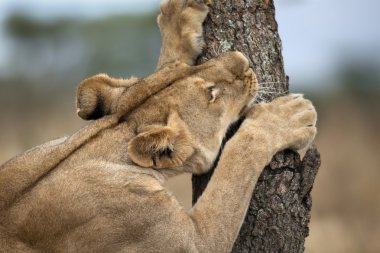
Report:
76,51,258,174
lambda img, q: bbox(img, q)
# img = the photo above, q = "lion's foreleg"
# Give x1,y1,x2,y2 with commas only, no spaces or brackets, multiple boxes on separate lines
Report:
156,0,211,70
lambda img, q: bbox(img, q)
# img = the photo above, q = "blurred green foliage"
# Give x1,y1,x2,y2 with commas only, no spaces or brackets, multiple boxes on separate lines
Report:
6,14,73,39
338,60,380,97
3,12,161,85
1,12,379,114
0,12,162,132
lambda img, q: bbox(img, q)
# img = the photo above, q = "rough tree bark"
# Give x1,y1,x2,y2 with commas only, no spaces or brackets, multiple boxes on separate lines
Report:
192,1,321,252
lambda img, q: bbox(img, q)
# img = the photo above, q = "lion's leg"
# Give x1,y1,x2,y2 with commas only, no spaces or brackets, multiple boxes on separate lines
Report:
185,95,317,252
156,0,212,69
138,94,316,252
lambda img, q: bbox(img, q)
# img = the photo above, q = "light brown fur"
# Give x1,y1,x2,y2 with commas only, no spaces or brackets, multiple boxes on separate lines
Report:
0,0,317,252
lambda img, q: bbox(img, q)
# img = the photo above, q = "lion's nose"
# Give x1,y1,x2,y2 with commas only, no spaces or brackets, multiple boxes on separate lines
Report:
244,68,259,96
232,51,250,71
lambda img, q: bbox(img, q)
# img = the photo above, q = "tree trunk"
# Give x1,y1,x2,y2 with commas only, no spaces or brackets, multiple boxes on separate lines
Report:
192,1,321,252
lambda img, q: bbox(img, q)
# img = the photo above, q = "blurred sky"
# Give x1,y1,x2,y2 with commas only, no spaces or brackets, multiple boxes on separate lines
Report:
0,0,379,89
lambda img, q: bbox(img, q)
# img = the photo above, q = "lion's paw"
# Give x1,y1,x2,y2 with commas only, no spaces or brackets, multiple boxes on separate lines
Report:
76,74,124,120
158,0,210,27
158,0,211,64
280,94,317,150
76,74,107,120
246,94,317,152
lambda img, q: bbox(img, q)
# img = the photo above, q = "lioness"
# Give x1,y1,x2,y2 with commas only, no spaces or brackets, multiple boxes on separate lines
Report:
0,0,317,252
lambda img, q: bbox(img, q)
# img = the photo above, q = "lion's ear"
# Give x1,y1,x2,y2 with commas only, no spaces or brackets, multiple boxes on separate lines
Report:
127,113,194,169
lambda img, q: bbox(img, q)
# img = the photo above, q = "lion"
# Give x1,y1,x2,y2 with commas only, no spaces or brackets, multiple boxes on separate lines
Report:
0,0,317,252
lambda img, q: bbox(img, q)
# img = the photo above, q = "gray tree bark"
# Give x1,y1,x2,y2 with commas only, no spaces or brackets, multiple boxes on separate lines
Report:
192,1,321,252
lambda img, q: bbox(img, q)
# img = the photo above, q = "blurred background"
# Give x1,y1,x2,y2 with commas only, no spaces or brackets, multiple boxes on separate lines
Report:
0,0,379,252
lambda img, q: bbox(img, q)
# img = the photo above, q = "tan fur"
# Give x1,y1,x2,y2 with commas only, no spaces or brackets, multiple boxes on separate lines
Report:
0,0,317,252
